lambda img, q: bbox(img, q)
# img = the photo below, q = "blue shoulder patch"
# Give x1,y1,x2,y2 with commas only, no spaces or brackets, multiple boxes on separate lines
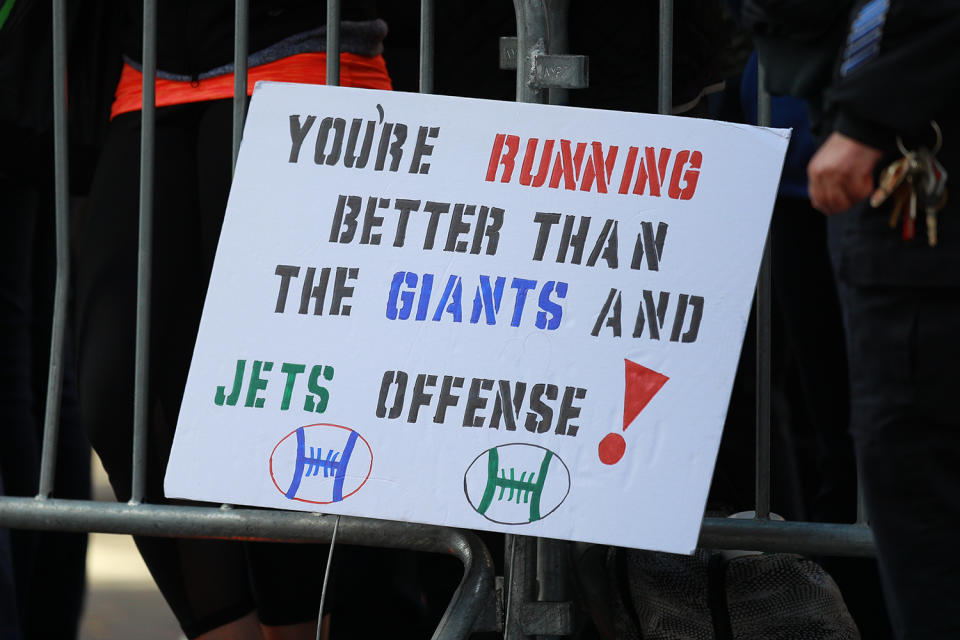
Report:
841,0,890,77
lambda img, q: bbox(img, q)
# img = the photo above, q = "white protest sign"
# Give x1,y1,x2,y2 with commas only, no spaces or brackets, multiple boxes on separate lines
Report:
165,82,789,554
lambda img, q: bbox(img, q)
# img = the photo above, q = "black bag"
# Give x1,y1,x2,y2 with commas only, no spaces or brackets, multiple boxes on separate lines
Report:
575,545,860,640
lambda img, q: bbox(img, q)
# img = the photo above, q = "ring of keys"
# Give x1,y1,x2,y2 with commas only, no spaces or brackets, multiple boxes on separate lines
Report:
871,124,948,247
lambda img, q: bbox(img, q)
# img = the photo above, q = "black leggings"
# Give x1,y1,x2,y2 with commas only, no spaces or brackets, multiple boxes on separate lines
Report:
1,151,89,639
75,100,328,637
74,99,461,639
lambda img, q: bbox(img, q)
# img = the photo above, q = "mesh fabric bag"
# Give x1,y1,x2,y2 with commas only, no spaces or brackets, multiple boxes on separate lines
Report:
593,547,860,640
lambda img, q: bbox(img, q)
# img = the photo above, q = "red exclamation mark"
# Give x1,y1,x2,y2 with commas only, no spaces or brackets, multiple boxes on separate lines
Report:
598,359,669,465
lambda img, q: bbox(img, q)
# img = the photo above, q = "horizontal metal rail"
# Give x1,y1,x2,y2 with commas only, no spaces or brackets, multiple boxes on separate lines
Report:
0,498,874,638
0,497,874,559
700,517,874,558
0,498,495,639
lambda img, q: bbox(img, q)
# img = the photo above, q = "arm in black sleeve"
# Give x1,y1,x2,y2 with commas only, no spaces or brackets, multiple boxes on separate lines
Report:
826,0,960,149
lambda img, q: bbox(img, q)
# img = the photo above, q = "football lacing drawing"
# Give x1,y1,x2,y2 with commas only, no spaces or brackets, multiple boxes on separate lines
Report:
284,427,359,502
477,446,554,522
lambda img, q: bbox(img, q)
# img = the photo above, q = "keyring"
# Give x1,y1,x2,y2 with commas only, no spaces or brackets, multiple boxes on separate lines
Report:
896,120,942,157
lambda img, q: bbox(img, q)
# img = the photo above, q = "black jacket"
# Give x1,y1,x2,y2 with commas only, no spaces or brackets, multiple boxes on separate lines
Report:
120,0,377,78
0,0,121,188
0,0,379,188
748,0,960,286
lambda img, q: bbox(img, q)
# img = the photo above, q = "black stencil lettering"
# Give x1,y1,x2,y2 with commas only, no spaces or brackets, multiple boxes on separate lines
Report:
445,204,473,253
483,207,503,256
330,194,361,243
671,294,704,343
525,383,556,433
470,207,489,255
409,126,439,174
315,117,346,165
376,370,407,419
586,219,618,269
591,288,622,337
344,118,375,168
330,267,358,316
274,265,300,312
636,290,670,339
288,115,317,163
463,378,494,427
392,199,420,248
631,221,669,271
298,266,331,315
408,374,438,423
559,215,590,264
556,386,586,436
433,375,464,423
422,201,451,250
490,381,526,430
375,122,407,172
361,197,390,245
532,212,561,261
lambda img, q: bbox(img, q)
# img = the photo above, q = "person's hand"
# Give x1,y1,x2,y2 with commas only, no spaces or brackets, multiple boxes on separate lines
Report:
808,132,884,215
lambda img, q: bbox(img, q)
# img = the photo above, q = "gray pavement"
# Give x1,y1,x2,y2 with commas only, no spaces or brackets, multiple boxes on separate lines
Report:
79,456,183,640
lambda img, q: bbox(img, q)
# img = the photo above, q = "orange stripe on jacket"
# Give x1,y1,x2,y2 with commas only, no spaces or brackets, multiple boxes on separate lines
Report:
111,52,392,119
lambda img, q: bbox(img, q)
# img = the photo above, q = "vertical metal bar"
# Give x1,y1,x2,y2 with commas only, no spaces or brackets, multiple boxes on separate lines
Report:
315,515,340,640
657,0,673,115
856,483,868,525
419,0,434,94
504,535,517,639
504,534,536,640
536,537,568,640
219,0,249,513
754,62,773,520
512,0,548,104
232,0,249,172
538,1,572,621
509,4,547,636
38,0,71,499
132,0,158,505
754,247,772,521
544,0,570,106
326,0,341,86
757,64,772,128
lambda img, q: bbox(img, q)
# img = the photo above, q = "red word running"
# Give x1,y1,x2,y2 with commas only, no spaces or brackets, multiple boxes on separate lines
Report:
484,134,702,201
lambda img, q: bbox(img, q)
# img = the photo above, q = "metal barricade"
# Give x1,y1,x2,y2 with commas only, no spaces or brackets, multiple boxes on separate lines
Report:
0,1,875,638
502,3,876,637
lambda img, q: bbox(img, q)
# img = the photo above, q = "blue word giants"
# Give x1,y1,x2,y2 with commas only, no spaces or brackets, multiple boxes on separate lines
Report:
386,271,568,330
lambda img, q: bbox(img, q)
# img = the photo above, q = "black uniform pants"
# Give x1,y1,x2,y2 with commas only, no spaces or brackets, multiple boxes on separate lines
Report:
839,282,960,639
